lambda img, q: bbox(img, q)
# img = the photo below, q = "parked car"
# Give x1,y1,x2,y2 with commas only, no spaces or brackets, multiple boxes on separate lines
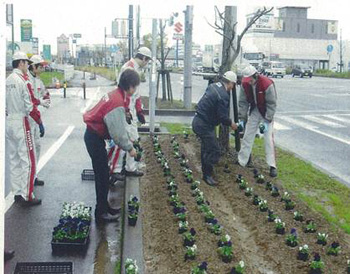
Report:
291,65,313,78
261,61,286,78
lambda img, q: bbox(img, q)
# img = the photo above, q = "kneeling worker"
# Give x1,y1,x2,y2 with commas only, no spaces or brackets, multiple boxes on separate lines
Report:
192,71,238,186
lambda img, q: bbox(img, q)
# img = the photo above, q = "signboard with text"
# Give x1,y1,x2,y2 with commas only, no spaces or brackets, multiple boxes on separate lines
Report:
43,44,52,61
31,37,39,54
21,19,33,42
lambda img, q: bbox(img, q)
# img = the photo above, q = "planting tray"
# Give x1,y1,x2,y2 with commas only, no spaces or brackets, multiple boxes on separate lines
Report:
14,262,73,274
81,169,94,181
51,226,90,252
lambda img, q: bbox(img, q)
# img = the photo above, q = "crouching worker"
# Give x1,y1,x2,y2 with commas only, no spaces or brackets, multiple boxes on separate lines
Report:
192,71,238,186
83,69,138,223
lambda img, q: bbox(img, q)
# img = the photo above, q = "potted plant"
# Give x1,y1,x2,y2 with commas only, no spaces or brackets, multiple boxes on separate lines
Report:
218,244,233,263
178,221,188,234
309,253,325,274
185,245,197,261
267,210,277,222
304,220,317,233
218,234,231,247
125,258,138,274
293,211,304,222
252,195,261,206
230,261,245,274
183,228,196,247
285,228,298,247
327,241,341,256
271,186,280,197
298,244,310,261
191,262,208,274
275,218,286,234
281,191,291,202
256,174,265,184
128,212,138,226
258,200,268,212
239,179,248,190
128,195,140,213
285,200,296,210
245,187,253,197
265,181,273,191
208,219,222,235
316,233,328,246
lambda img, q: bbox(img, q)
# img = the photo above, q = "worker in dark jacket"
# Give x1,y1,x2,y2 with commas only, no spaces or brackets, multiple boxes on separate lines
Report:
192,71,238,186
83,69,138,223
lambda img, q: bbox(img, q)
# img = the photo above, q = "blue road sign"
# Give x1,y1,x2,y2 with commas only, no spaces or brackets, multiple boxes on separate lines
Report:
327,45,334,53
110,45,119,53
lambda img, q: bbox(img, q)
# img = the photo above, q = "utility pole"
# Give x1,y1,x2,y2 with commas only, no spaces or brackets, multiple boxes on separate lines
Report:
149,19,158,134
6,4,14,55
159,19,167,101
128,5,134,60
183,5,193,109
339,28,343,73
136,5,140,49
104,27,107,66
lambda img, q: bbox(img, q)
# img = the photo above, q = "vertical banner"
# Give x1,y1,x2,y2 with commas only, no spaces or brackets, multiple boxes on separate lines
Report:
31,37,38,54
43,45,52,61
21,19,32,42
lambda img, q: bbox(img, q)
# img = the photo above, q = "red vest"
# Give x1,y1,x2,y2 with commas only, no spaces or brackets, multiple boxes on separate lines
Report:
241,75,273,117
83,88,130,139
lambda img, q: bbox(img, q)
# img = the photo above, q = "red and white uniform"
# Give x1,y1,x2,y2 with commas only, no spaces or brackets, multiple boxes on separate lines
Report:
108,58,143,174
6,69,42,201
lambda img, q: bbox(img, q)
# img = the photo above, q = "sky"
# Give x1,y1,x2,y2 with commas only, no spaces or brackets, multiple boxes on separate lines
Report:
4,0,350,55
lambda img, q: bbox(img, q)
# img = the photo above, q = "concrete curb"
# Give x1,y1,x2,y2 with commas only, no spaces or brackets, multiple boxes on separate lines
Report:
144,109,195,116
121,176,144,274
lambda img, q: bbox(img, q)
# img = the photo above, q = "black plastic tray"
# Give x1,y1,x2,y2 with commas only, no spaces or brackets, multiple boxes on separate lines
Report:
81,169,94,181
14,262,73,274
51,226,90,252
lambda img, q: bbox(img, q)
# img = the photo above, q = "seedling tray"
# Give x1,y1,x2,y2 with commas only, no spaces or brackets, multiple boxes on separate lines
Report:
81,169,94,181
51,226,90,252
14,262,73,274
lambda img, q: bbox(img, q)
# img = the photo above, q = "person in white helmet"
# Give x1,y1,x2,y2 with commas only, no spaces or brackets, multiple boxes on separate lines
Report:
237,65,278,177
192,71,238,186
108,47,152,184
28,55,51,186
6,51,44,206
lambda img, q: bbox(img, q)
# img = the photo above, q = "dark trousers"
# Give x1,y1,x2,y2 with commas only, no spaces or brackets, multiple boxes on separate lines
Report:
84,129,109,217
192,116,220,176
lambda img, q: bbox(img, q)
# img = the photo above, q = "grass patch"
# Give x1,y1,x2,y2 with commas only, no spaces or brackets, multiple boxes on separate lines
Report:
160,123,193,135
141,96,196,110
40,71,64,87
114,260,121,274
252,137,350,234
314,69,350,78
76,66,118,81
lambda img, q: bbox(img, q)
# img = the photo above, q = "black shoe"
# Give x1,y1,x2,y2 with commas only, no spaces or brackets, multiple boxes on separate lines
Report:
125,170,144,177
34,178,45,186
109,173,125,185
4,250,14,261
108,206,121,215
270,167,277,177
95,213,120,223
203,175,218,186
14,195,42,206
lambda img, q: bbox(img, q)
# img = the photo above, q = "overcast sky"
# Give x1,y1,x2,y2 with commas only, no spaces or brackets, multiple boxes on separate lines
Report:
4,0,350,54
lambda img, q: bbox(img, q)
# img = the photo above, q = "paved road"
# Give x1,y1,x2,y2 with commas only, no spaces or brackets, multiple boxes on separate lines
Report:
140,73,350,187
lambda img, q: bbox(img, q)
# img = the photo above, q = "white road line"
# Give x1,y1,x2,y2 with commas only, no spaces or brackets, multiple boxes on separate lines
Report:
5,126,75,212
274,121,291,130
80,87,100,114
322,114,350,125
303,115,345,128
279,116,350,145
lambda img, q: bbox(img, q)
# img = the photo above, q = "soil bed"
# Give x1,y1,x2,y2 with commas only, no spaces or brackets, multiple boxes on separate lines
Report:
140,135,349,274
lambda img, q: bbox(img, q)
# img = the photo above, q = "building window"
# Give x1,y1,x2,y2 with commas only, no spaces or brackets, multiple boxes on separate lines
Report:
311,24,314,33
297,23,300,32
283,22,285,32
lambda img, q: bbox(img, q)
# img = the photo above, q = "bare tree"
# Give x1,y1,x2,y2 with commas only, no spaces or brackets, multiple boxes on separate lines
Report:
208,5,274,153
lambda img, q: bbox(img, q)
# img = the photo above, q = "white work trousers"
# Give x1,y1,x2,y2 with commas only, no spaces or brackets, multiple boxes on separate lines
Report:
29,117,41,169
238,108,276,168
6,117,36,200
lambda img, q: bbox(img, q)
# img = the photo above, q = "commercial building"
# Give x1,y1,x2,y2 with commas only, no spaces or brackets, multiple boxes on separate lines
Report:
57,34,70,64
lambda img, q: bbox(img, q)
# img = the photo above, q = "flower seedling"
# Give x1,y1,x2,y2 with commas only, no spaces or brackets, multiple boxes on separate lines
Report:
173,202,186,215
176,212,187,222
271,186,280,197
236,174,244,183
265,181,273,191
253,169,259,178
285,200,296,210
169,194,179,207
258,200,268,212
293,211,304,222
186,173,194,184
281,191,291,202
310,253,325,273
185,244,197,261
218,234,231,247
192,188,202,197
191,262,208,274
245,187,253,197
180,157,189,168
128,212,138,226
174,151,180,159
239,179,248,190
230,261,245,274
256,174,265,184
316,233,328,246
191,180,200,190
163,163,171,176
196,193,205,205
183,130,189,139
253,195,261,205
128,196,140,213
304,220,317,233
298,244,310,261
224,164,231,173
208,219,222,235
275,218,286,234
183,228,196,247
218,244,233,263
327,242,341,256
167,181,178,191
285,228,298,247
204,210,215,223
347,260,350,273
199,203,210,214
267,210,277,222
178,221,188,234
125,258,138,274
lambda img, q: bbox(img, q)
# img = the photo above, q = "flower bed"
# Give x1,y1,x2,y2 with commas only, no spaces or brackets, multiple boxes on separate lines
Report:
140,135,350,273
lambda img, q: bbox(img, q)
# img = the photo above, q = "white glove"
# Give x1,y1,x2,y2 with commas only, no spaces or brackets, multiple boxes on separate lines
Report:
40,98,51,108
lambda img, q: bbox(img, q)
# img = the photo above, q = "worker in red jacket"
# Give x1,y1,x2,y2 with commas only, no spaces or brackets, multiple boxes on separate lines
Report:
83,69,138,223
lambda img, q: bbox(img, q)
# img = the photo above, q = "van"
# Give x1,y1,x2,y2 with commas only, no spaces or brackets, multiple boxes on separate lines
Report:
262,61,286,78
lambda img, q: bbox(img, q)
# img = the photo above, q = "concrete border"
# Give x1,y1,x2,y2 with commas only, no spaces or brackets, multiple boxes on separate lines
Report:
144,109,195,116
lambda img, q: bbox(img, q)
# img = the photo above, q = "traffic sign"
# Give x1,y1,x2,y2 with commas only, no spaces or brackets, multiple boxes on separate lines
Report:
110,45,119,53
73,33,82,38
173,33,183,40
174,22,183,33
327,44,333,53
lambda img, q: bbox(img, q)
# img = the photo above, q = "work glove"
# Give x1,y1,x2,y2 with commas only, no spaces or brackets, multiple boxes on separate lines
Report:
39,123,45,137
108,139,115,148
137,111,146,124
237,120,245,132
40,98,51,108
259,121,269,134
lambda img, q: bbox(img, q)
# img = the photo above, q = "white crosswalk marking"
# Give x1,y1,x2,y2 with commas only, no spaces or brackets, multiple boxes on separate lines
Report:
279,116,317,129
274,121,291,130
302,115,345,128
322,114,350,125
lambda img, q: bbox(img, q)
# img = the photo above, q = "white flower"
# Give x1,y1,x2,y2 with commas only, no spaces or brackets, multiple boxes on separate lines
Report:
347,259,350,265
224,234,231,242
274,218,281,223
239,261,245,268
179,221,188,228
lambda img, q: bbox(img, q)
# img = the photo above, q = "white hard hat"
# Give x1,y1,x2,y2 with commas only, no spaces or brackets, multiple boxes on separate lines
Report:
223,71,237,83
30,55,48,65
13,51,32,63
242,65,257,77
137,47,152,59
